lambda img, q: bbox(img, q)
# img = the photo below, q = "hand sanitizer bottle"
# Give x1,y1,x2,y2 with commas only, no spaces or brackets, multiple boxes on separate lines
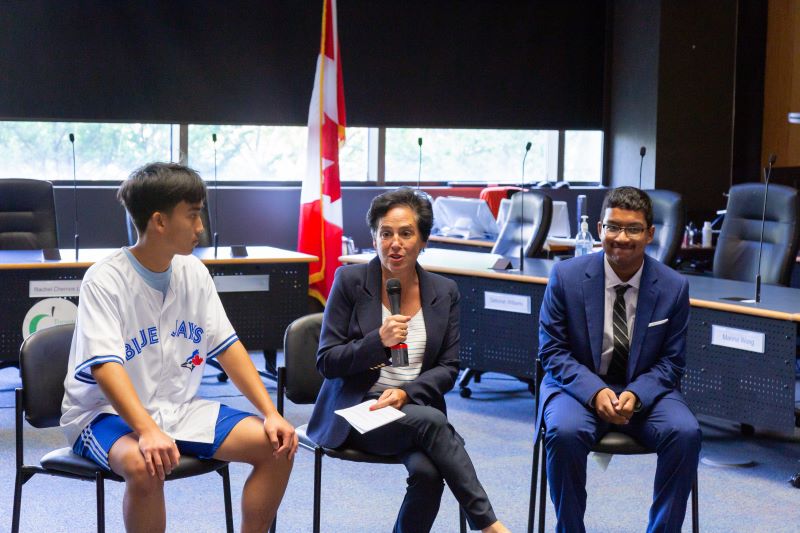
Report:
574,215,593,257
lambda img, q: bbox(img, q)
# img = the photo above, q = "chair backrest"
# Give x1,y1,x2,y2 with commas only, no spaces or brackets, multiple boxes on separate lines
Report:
479,186,522,218
713,182,800,286
125,204,212,246
282,313,324,405
645,189,685,266
0,178,59,249
491,191,552,257
18,323,75,428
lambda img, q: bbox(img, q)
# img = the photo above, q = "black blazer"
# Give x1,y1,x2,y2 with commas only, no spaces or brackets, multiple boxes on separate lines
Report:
306,256,461,448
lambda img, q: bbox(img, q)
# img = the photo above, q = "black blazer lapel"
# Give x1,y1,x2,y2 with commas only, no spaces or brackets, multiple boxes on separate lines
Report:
355,256,384,338
418,263,447,372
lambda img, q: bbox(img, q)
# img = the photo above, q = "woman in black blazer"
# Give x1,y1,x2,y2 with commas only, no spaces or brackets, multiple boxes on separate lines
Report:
306,188,508,533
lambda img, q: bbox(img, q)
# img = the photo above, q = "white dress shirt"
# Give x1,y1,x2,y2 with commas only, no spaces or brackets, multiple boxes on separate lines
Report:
599,256,644,376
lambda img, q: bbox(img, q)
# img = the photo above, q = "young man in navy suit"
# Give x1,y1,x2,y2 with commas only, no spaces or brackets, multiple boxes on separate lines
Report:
537,187,701,533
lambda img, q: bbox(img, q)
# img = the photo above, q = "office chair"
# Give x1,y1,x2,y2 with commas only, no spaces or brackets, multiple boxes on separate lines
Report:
277,313,467,533
491,191,552,258
644,189,685,266
527,359,699,533
125,203,212,246
479,186,522,218
713,182,800,286
0,178,59,249
12,324,234,533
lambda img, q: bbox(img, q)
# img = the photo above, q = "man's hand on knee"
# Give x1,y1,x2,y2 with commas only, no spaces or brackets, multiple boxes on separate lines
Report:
593,388,628,425
263,414,298,461
138,428,180,480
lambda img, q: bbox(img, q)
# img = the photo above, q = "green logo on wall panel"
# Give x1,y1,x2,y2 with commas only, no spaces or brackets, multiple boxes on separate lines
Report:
22,298,78,339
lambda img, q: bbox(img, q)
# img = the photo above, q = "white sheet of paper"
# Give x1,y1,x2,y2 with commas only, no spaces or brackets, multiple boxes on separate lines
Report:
334,399,406,434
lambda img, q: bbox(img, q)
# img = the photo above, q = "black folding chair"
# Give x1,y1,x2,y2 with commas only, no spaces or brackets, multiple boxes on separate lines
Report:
278,313,468,533
12,323,234,533
528,358,699,533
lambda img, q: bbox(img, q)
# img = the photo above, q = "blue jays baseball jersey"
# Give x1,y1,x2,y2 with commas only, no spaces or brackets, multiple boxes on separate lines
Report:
60,249,239,446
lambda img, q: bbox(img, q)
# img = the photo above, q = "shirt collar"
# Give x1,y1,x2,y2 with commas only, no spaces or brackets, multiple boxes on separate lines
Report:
604,254,643,290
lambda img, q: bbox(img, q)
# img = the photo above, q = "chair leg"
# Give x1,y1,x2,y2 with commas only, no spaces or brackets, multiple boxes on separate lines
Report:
459,506,467,533
96,472,105,533
691,474,699,533
313,447,323,533
537,427,547,533
218,466,234,533
11,469,23,533
528,433,541,533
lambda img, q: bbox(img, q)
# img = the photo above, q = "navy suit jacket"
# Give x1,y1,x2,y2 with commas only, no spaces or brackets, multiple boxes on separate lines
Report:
306,256,461,449
536,252,691,434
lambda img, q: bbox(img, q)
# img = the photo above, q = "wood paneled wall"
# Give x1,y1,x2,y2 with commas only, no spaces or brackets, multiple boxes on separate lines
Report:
762,0,800,166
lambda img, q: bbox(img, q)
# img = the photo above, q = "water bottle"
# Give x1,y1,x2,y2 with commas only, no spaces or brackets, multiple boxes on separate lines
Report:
702,221,712,248
576,194,586,232
574,215,593,257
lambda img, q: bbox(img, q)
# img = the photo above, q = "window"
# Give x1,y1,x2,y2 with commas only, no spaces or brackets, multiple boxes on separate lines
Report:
0,121,175,181
563,130,603,183
384,128,559,183
0,121,604,185
188,124,368,182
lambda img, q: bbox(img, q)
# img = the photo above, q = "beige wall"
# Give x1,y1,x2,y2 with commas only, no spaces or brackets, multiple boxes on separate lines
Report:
762,0,800,167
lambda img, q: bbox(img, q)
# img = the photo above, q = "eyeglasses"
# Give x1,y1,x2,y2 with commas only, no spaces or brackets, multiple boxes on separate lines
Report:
602,223,647,237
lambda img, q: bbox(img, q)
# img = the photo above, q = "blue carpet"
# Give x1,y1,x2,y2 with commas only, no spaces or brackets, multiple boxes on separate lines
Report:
1,357,799,532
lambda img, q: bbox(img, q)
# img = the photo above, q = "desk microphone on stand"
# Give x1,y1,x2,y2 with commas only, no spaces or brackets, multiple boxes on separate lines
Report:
754,153,777,304
417,137,423,189
638,146,646,189
69,133,79,261
519,141,532,272
212,132,219,259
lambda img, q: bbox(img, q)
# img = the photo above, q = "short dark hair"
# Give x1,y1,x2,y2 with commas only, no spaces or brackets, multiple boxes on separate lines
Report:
117,162,206,234
600,186,653,227
366,187,434,242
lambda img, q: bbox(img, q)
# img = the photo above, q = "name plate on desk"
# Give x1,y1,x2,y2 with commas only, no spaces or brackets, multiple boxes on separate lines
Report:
213,274,269,293
711,325,765,354
29,280,82,298
484,291,531,314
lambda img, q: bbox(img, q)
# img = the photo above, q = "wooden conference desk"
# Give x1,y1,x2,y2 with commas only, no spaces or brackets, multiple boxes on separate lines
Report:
342,248,799,434
0,246,316,369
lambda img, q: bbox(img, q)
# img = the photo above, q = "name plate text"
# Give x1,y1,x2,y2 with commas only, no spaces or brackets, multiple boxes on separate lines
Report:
484,291,531,314
711,324,765,354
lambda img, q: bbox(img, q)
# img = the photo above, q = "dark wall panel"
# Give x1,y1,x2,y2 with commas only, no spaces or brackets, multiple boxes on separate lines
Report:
0,0,606,130
606,0,660,188
655,0,738,223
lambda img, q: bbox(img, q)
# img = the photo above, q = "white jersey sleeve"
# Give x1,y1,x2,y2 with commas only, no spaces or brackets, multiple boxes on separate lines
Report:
202,270,238,360
73,279,126,384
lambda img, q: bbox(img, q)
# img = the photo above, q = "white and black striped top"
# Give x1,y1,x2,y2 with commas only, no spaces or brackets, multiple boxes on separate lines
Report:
368,306,426,393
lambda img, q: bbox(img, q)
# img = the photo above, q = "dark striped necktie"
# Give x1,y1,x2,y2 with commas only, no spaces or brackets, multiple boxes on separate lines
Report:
607,284,630,383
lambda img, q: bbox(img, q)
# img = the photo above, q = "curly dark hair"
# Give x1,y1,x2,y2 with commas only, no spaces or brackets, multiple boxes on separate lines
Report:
366,187,434,242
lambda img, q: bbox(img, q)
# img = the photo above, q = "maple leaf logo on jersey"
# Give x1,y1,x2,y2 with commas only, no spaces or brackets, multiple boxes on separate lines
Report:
181,349,204,371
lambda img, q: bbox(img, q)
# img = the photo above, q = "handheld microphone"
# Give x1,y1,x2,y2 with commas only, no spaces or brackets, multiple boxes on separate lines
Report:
385,278,409,367
638,146,646,189
417,137,423,189
69,133,79,260
755,153,777,303
212,132,219,258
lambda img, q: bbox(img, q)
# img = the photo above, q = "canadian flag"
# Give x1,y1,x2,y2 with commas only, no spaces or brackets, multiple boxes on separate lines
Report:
298,0,346,305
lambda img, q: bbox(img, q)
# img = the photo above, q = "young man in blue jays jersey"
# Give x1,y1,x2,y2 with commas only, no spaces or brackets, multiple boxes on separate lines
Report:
61,163,298,533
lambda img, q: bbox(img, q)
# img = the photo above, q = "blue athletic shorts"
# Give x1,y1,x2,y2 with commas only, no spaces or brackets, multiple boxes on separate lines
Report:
72,404,254,471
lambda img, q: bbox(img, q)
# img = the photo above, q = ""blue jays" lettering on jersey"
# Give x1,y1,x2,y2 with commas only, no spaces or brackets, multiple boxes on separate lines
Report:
170,320,205,344
124,326,159,360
